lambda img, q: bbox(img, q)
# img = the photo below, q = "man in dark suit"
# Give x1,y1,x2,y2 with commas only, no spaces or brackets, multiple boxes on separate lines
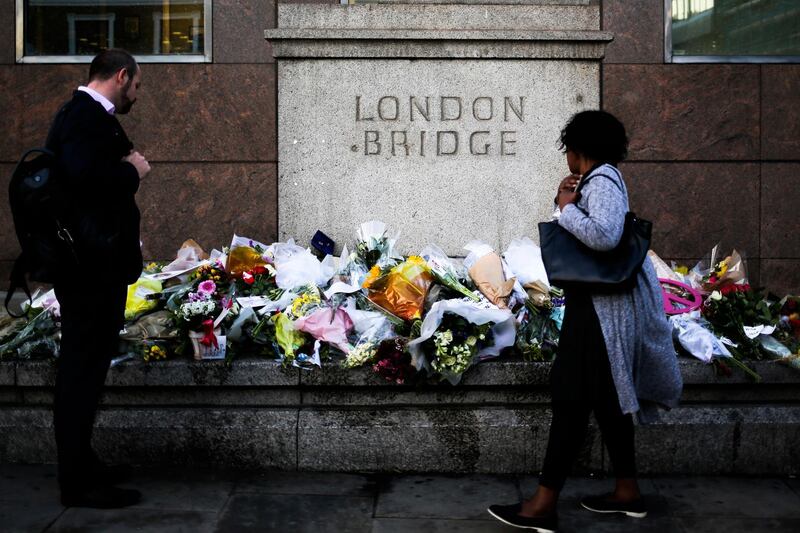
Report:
48,49,150,508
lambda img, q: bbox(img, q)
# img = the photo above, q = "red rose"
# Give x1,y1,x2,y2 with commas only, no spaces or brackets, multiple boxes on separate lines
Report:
242,272,255,285
253,265,267,275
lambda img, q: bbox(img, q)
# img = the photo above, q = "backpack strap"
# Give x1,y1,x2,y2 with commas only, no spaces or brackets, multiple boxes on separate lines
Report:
5,253,32,319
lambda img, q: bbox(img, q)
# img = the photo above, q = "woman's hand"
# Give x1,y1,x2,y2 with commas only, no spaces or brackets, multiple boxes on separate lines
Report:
556,174,580,210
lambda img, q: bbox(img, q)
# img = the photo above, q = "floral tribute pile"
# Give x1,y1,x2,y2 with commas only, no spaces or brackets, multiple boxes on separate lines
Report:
1,224,798,384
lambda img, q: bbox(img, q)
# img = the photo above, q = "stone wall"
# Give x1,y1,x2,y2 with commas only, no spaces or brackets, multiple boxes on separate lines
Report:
2,358,799,475
0,0,798,293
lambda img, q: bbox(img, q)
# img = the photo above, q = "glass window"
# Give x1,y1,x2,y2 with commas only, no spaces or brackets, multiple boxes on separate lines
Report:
18,0,210,62
669,0,800,61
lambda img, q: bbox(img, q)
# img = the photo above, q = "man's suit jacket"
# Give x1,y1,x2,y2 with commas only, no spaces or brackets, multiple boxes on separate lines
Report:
49,90,143,285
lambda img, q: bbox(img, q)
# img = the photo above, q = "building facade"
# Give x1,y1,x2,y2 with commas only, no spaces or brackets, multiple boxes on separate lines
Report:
1,0,798,294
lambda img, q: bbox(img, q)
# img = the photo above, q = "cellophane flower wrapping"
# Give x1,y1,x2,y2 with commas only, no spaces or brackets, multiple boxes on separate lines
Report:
121,310,178,342
149,239,209,282
342,301,394,368
294,307,354,354
669,311,732,364
419,244,479,301
273,240,336,291
503,237,550,289
226,234,271,278
124,277,163,321
356,220,400,270
407,297,515,384
331,244,369,292
274,311,309,362
696,244,748,292
363,256,433,321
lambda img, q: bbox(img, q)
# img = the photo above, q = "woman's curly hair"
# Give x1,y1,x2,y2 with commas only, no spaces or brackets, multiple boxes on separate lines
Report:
559,110,629,165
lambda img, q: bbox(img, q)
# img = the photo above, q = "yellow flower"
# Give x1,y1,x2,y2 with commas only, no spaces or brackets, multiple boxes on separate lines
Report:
363,265,382,288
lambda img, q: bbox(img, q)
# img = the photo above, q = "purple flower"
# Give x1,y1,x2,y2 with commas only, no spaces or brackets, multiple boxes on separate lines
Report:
198,280,216,296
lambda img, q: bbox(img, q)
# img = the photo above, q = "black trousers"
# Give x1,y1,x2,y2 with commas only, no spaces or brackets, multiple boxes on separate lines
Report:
53,281,127,492
539,291,636,492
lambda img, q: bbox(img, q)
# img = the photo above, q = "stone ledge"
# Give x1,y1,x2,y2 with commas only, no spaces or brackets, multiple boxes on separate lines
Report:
2,357,797,390
265,29,613,59
277,4,600,31
3,358,798,474
2,404,798,475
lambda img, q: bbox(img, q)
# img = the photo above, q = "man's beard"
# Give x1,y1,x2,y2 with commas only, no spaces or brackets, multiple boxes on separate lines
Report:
118,98,135,115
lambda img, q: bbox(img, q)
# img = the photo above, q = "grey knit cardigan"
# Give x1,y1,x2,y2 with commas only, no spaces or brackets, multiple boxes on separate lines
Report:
558,164,683,423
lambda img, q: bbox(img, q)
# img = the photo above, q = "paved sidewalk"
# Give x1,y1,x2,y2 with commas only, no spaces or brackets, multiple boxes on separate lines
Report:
1,465,800,532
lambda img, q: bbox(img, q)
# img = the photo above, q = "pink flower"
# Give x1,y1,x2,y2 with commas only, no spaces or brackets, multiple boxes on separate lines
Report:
198,280,216,295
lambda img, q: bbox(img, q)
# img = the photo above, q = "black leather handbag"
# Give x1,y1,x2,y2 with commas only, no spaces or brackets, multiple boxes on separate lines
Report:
538,170,652,291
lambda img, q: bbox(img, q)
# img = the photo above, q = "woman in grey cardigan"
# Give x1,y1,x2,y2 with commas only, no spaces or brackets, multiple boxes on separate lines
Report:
488,111,683,532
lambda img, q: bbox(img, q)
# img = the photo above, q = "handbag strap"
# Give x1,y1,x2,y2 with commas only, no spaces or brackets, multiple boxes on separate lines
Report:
576,165,624,195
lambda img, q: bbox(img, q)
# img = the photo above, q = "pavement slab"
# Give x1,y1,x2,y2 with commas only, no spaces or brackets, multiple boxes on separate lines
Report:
676,516,800,533
0,464,60,503
3,466,800,532
375,475,518,520
123,469,234,513
372,517,510,532
216,493,374,533
0,499,65,533
47,507,218,533
234,471,379,497
652,477,800,519
519,475,659,502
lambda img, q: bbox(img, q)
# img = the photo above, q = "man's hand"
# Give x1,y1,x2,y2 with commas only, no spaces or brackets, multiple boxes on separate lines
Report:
123,151,151,179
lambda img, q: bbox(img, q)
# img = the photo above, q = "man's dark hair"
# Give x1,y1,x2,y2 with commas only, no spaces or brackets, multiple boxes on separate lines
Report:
88,49,138,82
559,110,629,165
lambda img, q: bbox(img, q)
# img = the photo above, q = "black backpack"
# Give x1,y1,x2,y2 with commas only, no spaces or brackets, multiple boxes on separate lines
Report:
5,103,78,317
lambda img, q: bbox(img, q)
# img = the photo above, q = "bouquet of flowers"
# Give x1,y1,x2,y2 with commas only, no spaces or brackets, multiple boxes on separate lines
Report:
265,285,324,367
355,220,399,270
0,293,61,359
372,337,416,384
700,246,747,292
516,288,564,362
426,313,492,377
700,284,788,380
362,256,433,321
175,274,236,360
141,340,171,363
226,235,271,278
420,244,479,302
463,241,516,310
272,311,319,368
776,296,800,352
408,297,516,383
235,263,280,299
177,280,225,331
341,302,395,369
